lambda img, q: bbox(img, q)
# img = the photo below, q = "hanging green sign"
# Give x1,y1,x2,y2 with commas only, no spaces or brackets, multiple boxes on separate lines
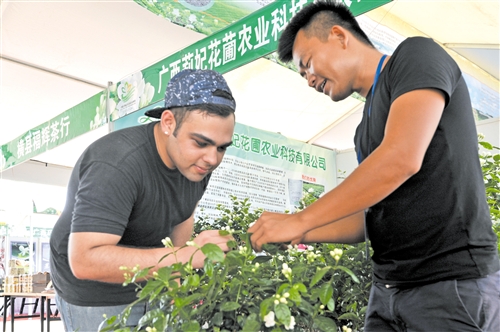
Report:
1,91,106,171
112,0,391,120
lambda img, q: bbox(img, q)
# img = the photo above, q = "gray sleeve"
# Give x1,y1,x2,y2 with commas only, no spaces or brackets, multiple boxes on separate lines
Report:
71,160,138,236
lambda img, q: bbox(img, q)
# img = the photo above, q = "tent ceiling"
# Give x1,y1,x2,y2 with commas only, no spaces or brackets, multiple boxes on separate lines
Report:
1,0,498,181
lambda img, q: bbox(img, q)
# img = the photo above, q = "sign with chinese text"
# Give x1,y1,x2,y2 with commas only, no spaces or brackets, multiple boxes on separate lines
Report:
112,0,391,120
1,92,106,171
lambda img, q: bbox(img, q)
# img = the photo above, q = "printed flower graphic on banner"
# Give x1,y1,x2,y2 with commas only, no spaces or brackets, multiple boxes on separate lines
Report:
90,93,110,130
115,72,154,119
0,146,13,171
0,151,6,171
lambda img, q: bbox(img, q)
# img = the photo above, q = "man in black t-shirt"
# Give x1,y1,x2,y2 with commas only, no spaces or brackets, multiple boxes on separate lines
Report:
50,69,236,331
249,1,500,330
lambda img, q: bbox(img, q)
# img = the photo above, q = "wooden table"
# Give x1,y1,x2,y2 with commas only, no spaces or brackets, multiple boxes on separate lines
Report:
2,291,56,332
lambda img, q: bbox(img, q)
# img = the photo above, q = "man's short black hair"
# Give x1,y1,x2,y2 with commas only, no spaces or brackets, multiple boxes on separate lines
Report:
278,0,374,63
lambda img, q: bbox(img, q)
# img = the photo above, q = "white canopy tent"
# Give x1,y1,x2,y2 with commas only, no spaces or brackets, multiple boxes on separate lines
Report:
0,0,498,187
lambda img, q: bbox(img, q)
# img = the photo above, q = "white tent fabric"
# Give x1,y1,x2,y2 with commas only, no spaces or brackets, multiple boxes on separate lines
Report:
1,0,498,185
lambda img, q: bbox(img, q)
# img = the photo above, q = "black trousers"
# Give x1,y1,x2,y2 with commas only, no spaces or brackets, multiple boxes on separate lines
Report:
364,270,500,332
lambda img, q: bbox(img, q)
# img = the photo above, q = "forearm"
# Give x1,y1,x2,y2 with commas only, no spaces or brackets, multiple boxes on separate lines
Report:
302,211,365,244
69,236,198,283
295,144,415,234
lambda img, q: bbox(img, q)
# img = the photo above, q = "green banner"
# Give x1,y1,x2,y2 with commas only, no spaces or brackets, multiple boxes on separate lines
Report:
111,0,391,120
1,0,390,171
1,91,106,171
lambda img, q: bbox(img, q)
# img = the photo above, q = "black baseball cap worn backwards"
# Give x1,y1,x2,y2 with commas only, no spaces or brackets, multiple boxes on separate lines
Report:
145,69,236,119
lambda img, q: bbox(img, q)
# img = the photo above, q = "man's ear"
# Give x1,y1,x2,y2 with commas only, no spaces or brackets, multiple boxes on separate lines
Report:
160,110,176,135
329,25,348,49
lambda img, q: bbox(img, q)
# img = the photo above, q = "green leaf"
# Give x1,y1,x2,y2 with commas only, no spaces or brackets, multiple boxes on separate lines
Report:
261,243,280,255
137,308,165,327
479,141,493,150
311,267,330,287
212,312,223,327
338,312,361,321
155,266,173,282
297,299,315,316
294,282,307,294
135,267,151,280
188,273,200,287
201,243,225,262
225,250,245,266
227,240,237,249
182,320,200,332
242,313,261,332
219,230,230,236
277,283,291,294
220,301,241,311
313,316,338,332
334,265,360,283
260,297,275,318
252,255,273,264
204,259,214,277
319,283,334,305
274,303,291,325
137,280,164,301
327,298,335,311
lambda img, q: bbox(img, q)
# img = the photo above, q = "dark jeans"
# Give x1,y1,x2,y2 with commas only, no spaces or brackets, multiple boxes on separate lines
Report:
365,270,500,332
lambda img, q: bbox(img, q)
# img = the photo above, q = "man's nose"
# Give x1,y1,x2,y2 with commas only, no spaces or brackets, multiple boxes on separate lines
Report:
203,147,219,166
307,73,316,88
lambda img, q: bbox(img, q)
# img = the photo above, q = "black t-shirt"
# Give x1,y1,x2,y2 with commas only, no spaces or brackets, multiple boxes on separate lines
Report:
354,37,499,285
50,122,210,306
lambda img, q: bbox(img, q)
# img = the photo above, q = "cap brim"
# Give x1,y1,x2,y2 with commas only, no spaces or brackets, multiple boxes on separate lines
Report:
144,107,168,119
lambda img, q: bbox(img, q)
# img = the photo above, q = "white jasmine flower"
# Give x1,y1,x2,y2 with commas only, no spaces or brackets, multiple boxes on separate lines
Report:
284,316,296,330
330,248,343,261
282,263,292,278
162,237,173,248
264,311,276,327
186,241,196,247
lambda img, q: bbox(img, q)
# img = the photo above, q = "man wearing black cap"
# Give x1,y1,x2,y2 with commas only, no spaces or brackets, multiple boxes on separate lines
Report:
50,69,236,331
